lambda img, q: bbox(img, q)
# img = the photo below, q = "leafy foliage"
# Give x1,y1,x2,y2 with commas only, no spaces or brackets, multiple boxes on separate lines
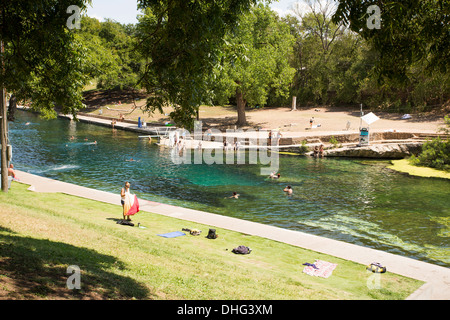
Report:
213,4,295,125
286,2,373,106
286,0,449,111
76,16,144,90
3,0,447,124
0,0,92,118
333,0,450,83
410,116,450,171
410,137,450,171
135,0,262,129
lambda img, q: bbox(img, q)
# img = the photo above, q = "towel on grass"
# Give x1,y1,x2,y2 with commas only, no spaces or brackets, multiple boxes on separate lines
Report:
303,260,337,278
124,193,139,216
157,231,186,238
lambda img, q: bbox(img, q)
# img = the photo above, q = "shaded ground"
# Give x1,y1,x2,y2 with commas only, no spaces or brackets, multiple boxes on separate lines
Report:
83,88,148,111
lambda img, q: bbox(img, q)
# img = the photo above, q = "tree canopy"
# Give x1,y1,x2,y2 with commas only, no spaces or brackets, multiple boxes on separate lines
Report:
333,0,450,83
0,0,92,118
283,0,449,112
77,16,143,90
213,4,295,125
2,0,448,123
1,0,92,191
135,0,262,129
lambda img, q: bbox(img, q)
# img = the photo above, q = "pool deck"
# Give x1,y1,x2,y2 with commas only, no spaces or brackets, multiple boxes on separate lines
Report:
14,170,450,300
59,112,439,148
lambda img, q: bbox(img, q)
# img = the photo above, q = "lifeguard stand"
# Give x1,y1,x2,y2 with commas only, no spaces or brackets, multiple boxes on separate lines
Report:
359,112,379,146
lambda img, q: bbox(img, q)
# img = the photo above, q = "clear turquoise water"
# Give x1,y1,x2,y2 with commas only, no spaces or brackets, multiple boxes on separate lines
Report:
9,110,450,267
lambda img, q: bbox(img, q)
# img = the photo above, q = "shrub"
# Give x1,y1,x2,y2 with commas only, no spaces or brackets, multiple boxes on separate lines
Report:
410,137,450,171
298,140,309,154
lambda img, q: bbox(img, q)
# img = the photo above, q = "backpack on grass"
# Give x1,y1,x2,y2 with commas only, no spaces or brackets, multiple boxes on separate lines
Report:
366,262,386,273
206,229,218,239
232,245,251,255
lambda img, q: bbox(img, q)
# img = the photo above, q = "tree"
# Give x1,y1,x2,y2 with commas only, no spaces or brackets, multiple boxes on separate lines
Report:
284,0,448,111
287,0,368,106
0,0,91,192
77,16,143,90
76,16,121,86
213,4,295,126
135,0,261,129
333,0,450,83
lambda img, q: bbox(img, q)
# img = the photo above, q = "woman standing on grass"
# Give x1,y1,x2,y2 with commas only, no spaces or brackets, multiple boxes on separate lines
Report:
121,181,139,220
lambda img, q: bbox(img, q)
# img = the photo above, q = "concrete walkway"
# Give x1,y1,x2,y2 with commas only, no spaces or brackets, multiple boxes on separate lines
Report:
13,170,450,300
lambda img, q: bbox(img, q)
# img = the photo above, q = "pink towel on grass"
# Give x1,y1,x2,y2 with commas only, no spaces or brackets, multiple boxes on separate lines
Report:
303,259,338,278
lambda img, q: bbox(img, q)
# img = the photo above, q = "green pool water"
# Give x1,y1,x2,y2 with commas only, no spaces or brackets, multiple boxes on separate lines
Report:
9,110,450,267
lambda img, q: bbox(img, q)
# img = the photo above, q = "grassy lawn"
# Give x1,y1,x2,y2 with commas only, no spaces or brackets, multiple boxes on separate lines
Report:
388,159,450,179
0,182,423,300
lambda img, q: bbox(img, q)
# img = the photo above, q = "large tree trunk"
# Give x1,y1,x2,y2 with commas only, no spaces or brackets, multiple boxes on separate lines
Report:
1,86,7,192
7,94,16,122
1,36,8,192
236,86,247,127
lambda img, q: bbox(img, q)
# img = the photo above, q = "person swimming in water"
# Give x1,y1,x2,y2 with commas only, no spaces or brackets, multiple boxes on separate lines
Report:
228,192,239,199
283,185,293,195
270,172,281,179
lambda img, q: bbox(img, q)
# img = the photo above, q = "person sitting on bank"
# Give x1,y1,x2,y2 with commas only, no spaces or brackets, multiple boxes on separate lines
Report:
313,145,319,157
8,164,17,180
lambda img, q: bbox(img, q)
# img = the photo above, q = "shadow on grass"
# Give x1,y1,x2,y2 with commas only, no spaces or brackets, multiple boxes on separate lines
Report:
0,226,152,299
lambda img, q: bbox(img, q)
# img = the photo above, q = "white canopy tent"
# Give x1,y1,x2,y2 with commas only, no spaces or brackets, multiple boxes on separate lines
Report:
361,112,380,125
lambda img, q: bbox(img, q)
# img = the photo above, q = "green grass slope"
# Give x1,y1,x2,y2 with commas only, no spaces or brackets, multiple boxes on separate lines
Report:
0,183,422,299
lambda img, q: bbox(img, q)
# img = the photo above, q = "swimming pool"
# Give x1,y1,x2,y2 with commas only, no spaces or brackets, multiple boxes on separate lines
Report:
9,110,450,267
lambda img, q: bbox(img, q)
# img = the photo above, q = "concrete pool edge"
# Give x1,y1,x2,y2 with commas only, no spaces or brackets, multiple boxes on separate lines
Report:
12,170,450,300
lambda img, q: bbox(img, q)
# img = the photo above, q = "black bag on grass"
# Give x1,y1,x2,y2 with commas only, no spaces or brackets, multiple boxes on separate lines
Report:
232,246,251,254
206,229,218,239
